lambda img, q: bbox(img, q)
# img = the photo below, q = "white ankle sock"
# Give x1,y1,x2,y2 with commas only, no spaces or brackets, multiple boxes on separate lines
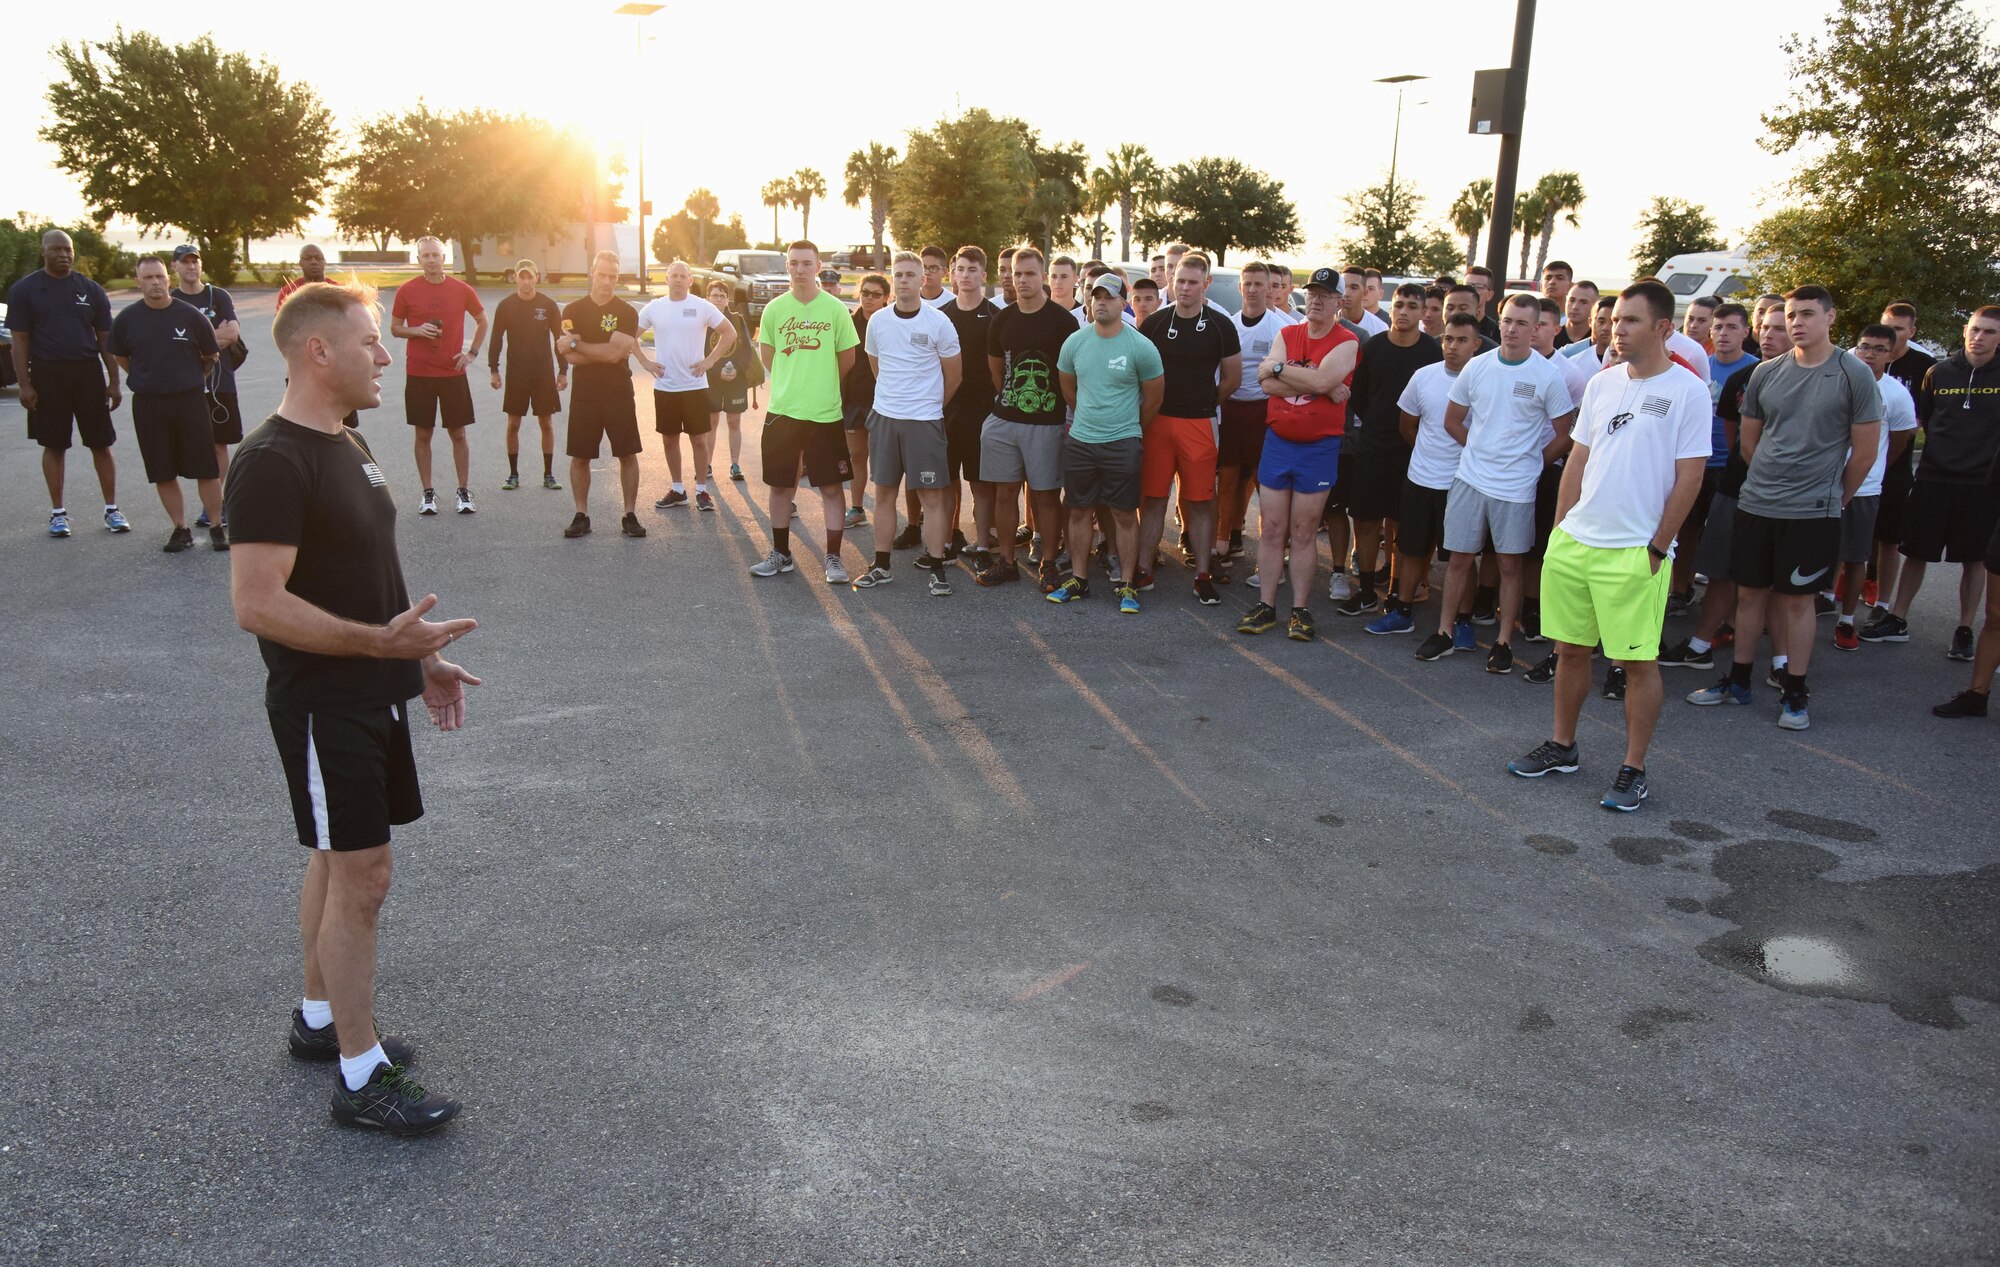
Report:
1772,655,1789,671
340,1042,389,1091
301,998,334,1029
694,482,707,494
1688,636,1712,654
671,481,685,493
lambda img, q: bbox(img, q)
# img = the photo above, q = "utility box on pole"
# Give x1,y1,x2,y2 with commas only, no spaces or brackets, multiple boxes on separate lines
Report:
1468,68,1525,136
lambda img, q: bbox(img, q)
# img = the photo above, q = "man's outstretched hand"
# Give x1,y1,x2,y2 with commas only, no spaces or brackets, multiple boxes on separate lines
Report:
422,655,482,731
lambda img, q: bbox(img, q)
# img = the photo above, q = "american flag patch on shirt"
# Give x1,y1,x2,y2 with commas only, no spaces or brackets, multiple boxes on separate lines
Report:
362,462,387,487
1512,382,1536,399
1641,396,1671,417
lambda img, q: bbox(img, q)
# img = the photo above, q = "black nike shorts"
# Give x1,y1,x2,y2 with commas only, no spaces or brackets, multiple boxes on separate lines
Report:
1732,508,1840,595
406,375,476,429
267,703,423,850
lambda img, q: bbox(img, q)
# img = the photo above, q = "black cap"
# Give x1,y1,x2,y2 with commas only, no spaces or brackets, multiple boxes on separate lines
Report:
1305,267,1343,295
171,244,201,261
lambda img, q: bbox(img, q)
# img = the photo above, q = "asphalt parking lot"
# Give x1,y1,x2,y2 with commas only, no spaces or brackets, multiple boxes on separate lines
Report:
2,287,1995,1265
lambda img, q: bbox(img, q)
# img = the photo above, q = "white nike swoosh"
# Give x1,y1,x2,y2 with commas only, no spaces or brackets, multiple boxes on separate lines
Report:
1790,565,1830,587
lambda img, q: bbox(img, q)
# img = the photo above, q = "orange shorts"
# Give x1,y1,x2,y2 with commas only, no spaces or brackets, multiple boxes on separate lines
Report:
1140,414,1218,502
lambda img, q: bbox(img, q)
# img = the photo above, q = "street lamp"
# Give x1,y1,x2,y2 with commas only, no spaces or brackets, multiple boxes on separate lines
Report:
615,2,663,294
1375,74,1427,236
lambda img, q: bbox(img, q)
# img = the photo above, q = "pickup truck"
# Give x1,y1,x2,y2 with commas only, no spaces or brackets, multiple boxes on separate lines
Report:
693,249,792,323
828,244,891,272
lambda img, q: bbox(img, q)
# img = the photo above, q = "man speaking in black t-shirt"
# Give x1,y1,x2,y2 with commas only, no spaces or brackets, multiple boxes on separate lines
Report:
225,280,479,1135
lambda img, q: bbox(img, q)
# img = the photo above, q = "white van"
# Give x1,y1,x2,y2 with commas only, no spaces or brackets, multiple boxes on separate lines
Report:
1657,249,1755,315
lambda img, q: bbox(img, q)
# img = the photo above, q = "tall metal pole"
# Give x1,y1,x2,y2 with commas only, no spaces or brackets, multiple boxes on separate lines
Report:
634,18,647,295
1387,87,1404,234
1483,0,1536,286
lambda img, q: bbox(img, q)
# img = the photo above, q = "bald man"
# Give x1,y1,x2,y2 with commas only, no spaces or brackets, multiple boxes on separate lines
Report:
9,230,127,536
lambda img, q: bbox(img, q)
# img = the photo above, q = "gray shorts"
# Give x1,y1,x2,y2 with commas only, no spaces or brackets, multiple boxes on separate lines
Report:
866,411,949,489
1443,477,1536,554
980,416,1065,490
1693,491,1737,581
1840,494,1880,564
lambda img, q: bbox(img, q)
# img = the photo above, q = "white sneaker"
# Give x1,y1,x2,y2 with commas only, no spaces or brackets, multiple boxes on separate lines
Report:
749,550,794,577
824,554,850,585
418,490,438,516
455,488,476,514
1329,571,1354,602
851,566,893,590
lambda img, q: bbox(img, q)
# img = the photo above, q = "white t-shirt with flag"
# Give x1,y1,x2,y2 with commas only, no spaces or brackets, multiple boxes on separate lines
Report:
864,303,960,420
1447,350,1577,502
1557,362,1712,551
1399,361,1465,491
637,293,728,392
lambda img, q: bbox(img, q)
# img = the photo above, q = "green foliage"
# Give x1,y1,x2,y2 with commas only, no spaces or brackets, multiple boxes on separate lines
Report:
890,109,1033,268
653,210,748,267
1098,144,1160,262
1746,0,2000,339
1631,197,1726,281
761,178,794,247
1513,189,1546,282
1337,172,1449,275
39,29,336,286
1137,157,1300,267
1018,133,1089,256
842,143,899,248
0,218,135,292
1529,171,1586,277
1448,179,1494,274
789,169,827,240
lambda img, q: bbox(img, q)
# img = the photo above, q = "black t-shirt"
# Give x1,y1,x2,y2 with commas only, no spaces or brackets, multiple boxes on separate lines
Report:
7,269,111,362
562,295,638,401
940,297,999,410
1140,305,1242,418
1480,315,1503,343
223,416,426,711
1346,331,1443,456
1717,360,1759,499
988,300,1078,425
843,306,877,411
175,284,241,391
489,292,562,380
1890,345,1938,423
109,297,218,395
707,310,760,390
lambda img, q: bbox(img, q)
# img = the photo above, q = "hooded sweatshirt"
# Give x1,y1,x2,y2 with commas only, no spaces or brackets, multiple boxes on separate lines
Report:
1917,350,2000,484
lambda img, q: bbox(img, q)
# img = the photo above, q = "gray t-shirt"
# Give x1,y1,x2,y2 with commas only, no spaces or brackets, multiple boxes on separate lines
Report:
1737,349,1882,520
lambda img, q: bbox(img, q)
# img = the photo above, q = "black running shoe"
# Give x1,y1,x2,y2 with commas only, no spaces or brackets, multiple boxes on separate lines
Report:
1193,573,1220,605
1287,607,1316,641
329,1062,460,1136
1656,638,1713,669
893,524,924,550
1523,651,1557,684
1507,738,1580,778
1859,612,1909,643
1602,665,1627,700
564,513,591,538
289,1008,415,1065
1414,631,1454,661
975,559,1021,587
1335,589,1379,617
1486,642,1513,675
1948,625,1976,662
163,526,195,553
1237,602,1278,635
1932,689,1989,718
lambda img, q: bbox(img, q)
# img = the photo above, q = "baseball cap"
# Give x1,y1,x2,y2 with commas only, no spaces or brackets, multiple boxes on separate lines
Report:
171,244,201,261
1091,272,1127,297
1305,267,1344,295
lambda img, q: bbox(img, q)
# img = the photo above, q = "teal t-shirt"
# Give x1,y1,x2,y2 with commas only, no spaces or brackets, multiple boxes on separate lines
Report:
1057,324,1164,444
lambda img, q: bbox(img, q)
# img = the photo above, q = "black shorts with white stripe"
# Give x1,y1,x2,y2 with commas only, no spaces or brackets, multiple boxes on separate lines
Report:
267,703,424,850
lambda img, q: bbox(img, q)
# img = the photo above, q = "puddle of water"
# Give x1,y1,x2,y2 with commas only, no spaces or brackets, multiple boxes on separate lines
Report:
1757,935,1861,987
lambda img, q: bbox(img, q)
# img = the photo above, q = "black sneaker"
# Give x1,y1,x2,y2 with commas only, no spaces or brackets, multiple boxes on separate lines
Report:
163,526,195,553
893,524,924,550
1193,573,1220,606
1948,625,1976,661
1470,590,1498,625
1335,588,1379,617
621,513,647,538
1507,738,1580,778
1814,592,1838,618
655,489,689,510
1859,612,1909,643
1932,689,1989,718
288,1008,415,1065
1237,602,1278,635
1014,524,1033,547
975,559,1021,587
1287,606,1316,641
1602,765,1649,812
944,529,968,560
1602,665,1628,700
1486,642,1514,675
1524,651,1557,684
1657,638,1713,669
1414,631,1455,661
914,552,947,572
1664,590,1694,617
1520,603,1544,642
1227,531,1246,559
564,513,591,538
329,1062,460,1136
208,525,230,552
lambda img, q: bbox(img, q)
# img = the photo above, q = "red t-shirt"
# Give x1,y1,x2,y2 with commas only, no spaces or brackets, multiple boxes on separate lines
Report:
391,276,484,377
1266,322,1358,442
275,278,313,308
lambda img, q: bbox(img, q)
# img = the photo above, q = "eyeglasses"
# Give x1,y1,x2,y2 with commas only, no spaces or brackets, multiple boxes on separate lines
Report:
860,290,887,299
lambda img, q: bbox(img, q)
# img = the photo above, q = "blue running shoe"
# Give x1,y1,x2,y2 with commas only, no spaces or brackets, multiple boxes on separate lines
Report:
195,508,211,528
1365,608,1414,636
103,507,130,533
1453,618,1477,652
1686,678,1754,706
1117,585,1141,615
49,510,72,537
1778,699,1810,730
1047,577,1089,604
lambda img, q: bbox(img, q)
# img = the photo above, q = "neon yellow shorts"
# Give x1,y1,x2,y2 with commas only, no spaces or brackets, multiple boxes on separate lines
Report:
1540,527,1672,661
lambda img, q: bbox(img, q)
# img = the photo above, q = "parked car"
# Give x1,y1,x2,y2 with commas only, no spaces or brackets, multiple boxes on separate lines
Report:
1109,262,1245,313
828,244,891,272
695,249,792,323
1658,249,1754,316
0,302,13,388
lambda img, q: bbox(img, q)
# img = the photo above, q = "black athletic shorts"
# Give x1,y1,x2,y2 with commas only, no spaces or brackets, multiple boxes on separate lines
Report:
652,388,713,437
1732,508,1840,595
566,379,642,460
134,391,221,483
1218,398,1268,472
1985,522,2000,575
761,414,851,489
1875,452,1915,544
1062,435,1143,511
209,390,244,446
1530,461,1563,560
25,359,116,451
1683,467,1722,545
1398,481,1451,560
502,369,560,418
1327,450,1356,514
267,702,423,851
1899,479,1999,564
406,375,476,429
946,398,986,483
1345,449,1409,522
708,382,749,415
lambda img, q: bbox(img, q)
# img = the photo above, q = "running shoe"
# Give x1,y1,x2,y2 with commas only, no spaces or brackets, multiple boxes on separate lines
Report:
1193,573,1220,606
844,506,867,529
1932,689,1989,718
969,547,995,575
1948,625,1976,661
1238,602,1278,635
655,489,689,510
825,555,850,586
945,529,968,560
502,473,521,491
928,568,953,597
1656,639,1714,669
1470,592,1498,625
1414,631,1455,661
620,513,646,538
1027,533,1045,564
1134,568,1156,593
749,550,794,577
1520,603,1545,642
1015,524,1033,547
1329,571,1354,602
1287,607,1316,641
456,488,476,514
1859,611,1909,643
163,526,195,553
1047,577,1089,604
1524,651,1557,684
1117,585,1141,614
1486,642,1514,675
543,475,563,490
729,463,745,482
195,508,211,528
564,513,591,538
852,566,893,589
1686,678,1753,706
976,559,1021,587
1227,531,1246,558
1336,588,1379,617
209,525,229,552
1602,765,1648,812
1507,738,1579,778
419,489,438,516
1038,560,1063,594
1713,623,1735,648
1862,578,1879,607
1365,607,1414,636
1664,590,1693,617
695,490,715,512
893,524,924,550
329,1062,460,1137
1765,666,1785,690
914,553,947,572
1778,698,1810,731
1814,592,1838,618
1452,618,1477,653
1834,623,1860,652
1602,665,1627,699
48,511,72,538
288,1008,415,1065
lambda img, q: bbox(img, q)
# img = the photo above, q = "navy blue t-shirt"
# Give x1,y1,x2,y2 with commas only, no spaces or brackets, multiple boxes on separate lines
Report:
109,297,218,395
6,269,112,362
174,284,241,392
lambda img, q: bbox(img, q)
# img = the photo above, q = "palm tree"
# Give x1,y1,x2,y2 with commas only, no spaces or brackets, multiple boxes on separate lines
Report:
843,143,898,248
1529,171,1586,277
1082,166,1120,261
684,187,721,264
1099,143,1160,262
1449,179,1494,274
790,168,828,241
1514,188,1547,283
761,178,792,247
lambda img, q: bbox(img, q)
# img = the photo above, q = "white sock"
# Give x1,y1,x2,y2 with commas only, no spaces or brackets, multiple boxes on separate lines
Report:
103,503,116,512
1772,655,1789,671
671,481,685,493
301,998,334,1029
1688,636,1711,654
340,1042,389,1091
1838,614,1855,628
51,506,66,516
694,482,707,494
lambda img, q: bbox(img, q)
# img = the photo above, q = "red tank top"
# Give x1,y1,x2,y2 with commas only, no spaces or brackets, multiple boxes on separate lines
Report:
1266,322,1358,442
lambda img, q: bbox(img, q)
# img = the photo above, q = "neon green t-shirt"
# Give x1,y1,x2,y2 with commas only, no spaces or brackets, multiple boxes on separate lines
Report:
757,289,861,424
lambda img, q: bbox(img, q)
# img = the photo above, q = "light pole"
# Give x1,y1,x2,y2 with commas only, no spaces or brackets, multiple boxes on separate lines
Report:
1484,0,1537,286
1375,74,1427,239
615,2,663,294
